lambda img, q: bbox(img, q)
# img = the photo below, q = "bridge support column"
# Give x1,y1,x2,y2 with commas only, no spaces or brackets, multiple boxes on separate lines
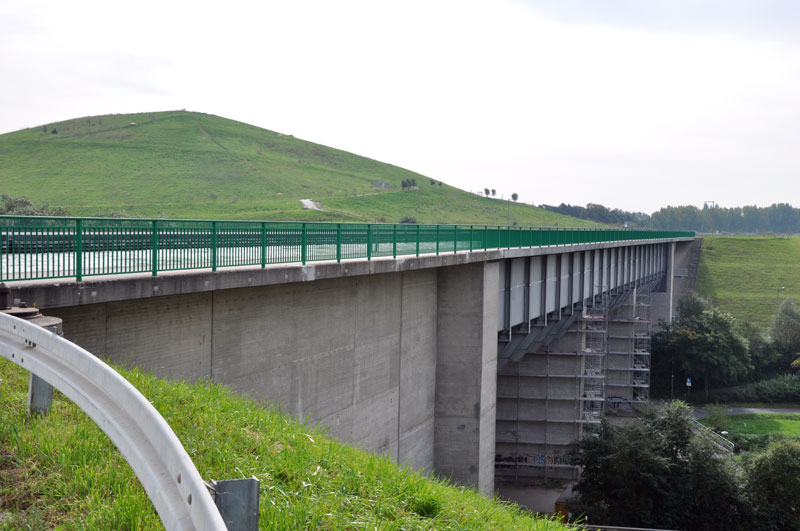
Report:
651,242,675,323
434,261,498,496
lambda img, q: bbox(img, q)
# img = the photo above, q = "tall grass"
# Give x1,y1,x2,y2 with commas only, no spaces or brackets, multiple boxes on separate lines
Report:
0,360,571,530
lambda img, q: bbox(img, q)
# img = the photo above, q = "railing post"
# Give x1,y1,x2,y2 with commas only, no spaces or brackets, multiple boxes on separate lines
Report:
415,225,420,257
484,225,488,251
336,223,342,263
453,225,458,254
301,223,307,265
469,225,473,252
435,225,440,255
261,222,267,268
75,219,83,282
211,221,217,272
393,224,397,259
366,224,372,261
151,220,158,276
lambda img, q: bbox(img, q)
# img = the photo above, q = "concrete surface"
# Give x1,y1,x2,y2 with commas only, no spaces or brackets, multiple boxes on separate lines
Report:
434,261,498,495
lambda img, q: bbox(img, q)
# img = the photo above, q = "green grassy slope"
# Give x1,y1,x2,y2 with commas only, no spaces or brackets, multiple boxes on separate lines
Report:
0,110,595,226
0,361,570,530
696,236,800,329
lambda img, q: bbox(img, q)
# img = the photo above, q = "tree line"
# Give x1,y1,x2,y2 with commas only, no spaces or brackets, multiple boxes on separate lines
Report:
540,202,800,233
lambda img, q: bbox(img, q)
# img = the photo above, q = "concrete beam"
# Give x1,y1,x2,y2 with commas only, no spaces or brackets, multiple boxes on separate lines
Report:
8,238,695,311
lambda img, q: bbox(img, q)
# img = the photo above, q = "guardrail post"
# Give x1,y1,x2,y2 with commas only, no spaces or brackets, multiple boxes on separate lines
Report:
366,224,372,261
392,224,397,259
415,225,420,257
261,222,267,268
0,298,62,415
336,223,342,263
75,219,83,282
211,221,218,272
151,220,158,276
301,223,307,265
207,477,260,531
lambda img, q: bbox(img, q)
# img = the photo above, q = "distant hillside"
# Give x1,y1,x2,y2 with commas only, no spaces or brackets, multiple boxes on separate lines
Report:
0,110,595,226
696,236,800,329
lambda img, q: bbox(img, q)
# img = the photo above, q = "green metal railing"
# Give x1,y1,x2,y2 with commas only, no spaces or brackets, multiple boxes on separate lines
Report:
0,216,694,282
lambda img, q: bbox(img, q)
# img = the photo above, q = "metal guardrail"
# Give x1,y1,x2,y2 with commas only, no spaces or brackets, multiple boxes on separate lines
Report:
0,311,227,530
690,418,735,453
0,215,695,282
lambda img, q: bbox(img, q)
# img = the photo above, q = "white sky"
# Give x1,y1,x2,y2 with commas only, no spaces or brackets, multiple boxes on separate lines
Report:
2,0,799,213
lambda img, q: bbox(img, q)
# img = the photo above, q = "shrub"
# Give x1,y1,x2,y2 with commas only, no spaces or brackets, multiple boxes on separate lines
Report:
734,373,800,403
399,216,417,224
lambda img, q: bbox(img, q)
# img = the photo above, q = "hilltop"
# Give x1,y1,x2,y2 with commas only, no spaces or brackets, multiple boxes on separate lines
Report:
0,111,594,226
0,360,570,529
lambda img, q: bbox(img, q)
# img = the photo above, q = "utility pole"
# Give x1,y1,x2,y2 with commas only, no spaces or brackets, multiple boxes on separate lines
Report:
704,201,717,249
778,286,786,311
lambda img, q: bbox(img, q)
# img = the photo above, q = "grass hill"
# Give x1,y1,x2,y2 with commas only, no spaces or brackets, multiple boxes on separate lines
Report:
0,111,595,226
0,360,570,530
696,236,800,329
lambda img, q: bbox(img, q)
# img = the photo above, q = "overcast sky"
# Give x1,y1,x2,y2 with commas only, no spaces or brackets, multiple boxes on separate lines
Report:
2,0,799,213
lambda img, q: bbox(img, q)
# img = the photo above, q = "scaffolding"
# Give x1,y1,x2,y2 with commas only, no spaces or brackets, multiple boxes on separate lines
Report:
577,308,607,423
494,301,610,481
605,290,651,411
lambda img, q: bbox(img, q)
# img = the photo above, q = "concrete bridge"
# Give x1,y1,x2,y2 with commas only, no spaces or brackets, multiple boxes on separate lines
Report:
3,219,695,496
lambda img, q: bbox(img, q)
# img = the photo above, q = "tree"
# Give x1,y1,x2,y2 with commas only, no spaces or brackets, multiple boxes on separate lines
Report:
491,189,496,197
747,441,800,530
484,188,490,197
770,298,800,360
401,180,408,192
511,193,518,202
0,195,68,216
652,293,751,397
430,179,436,186
571,401,754,530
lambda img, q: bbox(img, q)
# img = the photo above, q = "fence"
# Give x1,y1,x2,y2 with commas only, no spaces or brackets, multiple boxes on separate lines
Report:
0,216,695,282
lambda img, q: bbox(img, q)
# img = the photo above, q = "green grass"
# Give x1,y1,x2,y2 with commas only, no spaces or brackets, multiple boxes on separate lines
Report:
716,414,800,438
0,110,596,227
695,236,800,329
0,360,571,530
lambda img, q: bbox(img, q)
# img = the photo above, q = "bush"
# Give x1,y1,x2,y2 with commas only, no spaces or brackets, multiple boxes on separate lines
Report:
734,373,800,403
399,216,417,224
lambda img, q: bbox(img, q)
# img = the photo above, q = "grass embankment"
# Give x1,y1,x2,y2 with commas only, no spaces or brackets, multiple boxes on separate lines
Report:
696,236,800,329
0,111,595,227
700,412,800,452
0,361,570,530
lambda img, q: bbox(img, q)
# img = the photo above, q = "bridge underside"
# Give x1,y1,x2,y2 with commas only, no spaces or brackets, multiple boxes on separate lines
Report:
492,245,671,480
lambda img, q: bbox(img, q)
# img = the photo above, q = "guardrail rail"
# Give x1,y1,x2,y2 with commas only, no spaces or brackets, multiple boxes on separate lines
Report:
0,311,228,530
0,215,695,282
